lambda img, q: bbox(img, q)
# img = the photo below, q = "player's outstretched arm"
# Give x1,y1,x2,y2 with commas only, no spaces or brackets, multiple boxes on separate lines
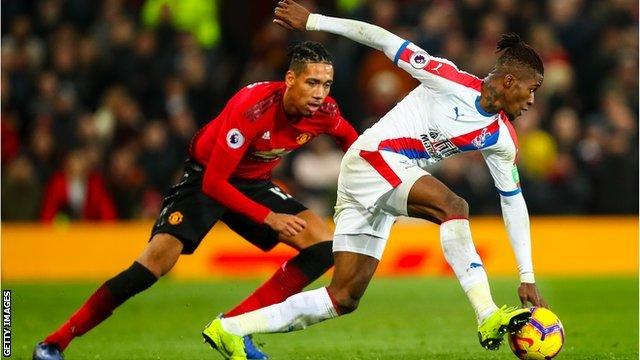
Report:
501,192,548,308
274,0,405,61
482,148,548,308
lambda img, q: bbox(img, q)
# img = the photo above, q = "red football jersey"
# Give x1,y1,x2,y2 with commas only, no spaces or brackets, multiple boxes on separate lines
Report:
189,81,358,223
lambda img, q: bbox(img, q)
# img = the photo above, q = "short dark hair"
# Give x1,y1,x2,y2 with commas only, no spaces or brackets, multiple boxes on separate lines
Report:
287,41,332,74
495,33,544,76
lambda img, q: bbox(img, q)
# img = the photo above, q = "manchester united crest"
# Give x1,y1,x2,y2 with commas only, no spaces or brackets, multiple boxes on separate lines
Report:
296,133,312,145
168,211,183,225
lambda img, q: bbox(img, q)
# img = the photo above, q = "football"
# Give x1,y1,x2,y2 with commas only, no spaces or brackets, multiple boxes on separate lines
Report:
508,307,565,359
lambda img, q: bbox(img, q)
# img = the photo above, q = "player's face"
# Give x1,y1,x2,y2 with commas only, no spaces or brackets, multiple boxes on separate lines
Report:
285,62,334,117
502,72,543,120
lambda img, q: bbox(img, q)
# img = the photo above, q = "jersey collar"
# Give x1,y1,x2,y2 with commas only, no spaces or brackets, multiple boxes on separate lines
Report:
475,96,496,117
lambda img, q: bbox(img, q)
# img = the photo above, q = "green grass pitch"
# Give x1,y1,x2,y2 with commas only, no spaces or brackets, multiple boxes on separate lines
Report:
4,276,638,359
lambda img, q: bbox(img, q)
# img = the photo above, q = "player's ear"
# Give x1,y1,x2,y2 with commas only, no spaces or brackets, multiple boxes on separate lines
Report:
503,73,515,89
285,70,296,87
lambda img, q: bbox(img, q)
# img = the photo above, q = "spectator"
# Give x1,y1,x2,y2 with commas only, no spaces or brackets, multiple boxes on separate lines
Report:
106,145,145,219
41,148,117,221
1,155,42,220
0,0,636,220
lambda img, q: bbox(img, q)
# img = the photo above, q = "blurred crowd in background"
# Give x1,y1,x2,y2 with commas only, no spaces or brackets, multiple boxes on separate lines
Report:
1,0,638,222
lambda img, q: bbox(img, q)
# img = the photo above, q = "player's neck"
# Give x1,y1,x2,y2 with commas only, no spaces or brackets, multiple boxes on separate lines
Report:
282,89,302,119
479,79,502,115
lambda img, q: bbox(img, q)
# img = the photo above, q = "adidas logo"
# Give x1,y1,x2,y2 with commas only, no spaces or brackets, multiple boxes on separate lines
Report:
261,131,270,140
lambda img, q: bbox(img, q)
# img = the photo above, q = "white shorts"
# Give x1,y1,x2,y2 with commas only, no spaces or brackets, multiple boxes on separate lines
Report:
332,149,430,260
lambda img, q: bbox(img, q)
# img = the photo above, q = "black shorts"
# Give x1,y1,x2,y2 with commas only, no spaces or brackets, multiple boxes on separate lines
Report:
151,159,307,254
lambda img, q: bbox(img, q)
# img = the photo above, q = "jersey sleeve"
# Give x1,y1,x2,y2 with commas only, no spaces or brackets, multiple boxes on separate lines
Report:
306,14,481,94
329,115,358,152
481,138,521,196
392,42,482,94
482,120,535,283
322,100,358,152
481,116,523,196
200,107,272,224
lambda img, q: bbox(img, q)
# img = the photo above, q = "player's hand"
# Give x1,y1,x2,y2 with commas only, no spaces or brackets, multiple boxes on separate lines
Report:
273,0,309,31
264,212,307,237
518,282,548,308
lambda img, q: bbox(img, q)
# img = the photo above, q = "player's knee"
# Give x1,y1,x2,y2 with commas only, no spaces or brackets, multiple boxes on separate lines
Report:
137,233,182,277
443,195,468,219
287,223,333,250
332,292,360,315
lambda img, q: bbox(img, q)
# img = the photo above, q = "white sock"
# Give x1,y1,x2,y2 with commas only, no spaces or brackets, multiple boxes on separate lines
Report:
221,287,339,336
440,219,498,323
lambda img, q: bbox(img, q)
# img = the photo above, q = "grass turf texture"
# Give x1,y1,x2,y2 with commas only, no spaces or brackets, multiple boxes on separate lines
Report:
5,277,637,359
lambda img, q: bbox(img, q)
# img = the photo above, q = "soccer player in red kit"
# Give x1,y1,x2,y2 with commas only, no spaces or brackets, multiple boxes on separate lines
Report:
33,41,357,360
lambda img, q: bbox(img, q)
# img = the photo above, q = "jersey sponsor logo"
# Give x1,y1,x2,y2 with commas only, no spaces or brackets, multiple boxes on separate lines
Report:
471,128,491,148
226,128,245,149
428,129,442,141
296,132,312,145
420,133,460,161
168,211,183,225
252,148,291,161
409,51,429,69
261,131,270,139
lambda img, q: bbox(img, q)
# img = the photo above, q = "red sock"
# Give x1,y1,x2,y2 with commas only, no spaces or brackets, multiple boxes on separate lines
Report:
45,284,116,351
225,261,309,317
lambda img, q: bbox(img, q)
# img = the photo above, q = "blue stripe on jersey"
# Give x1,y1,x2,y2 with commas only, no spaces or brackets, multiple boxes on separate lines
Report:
394,40,411,65
380,147,430,160
475,96,496,117
497,188,522,196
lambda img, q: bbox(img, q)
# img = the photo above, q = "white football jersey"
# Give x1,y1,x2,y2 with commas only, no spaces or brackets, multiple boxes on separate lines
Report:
352,40,522,196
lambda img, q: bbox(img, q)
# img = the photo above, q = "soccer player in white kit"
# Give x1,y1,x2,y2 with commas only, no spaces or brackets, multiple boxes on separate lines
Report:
203,1,548,358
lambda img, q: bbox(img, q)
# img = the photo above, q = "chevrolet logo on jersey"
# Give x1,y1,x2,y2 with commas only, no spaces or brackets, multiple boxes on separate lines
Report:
252,148,291,161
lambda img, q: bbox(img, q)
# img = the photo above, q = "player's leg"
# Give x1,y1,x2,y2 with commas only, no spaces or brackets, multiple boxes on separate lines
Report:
223,250,378,334
203,204,388,358
352,149,521,333
202,150,394,358
223,208,334,317
219,184,334,359
34,234,181,359
405,175,530,349
406,174,500,320
34,161,224,359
